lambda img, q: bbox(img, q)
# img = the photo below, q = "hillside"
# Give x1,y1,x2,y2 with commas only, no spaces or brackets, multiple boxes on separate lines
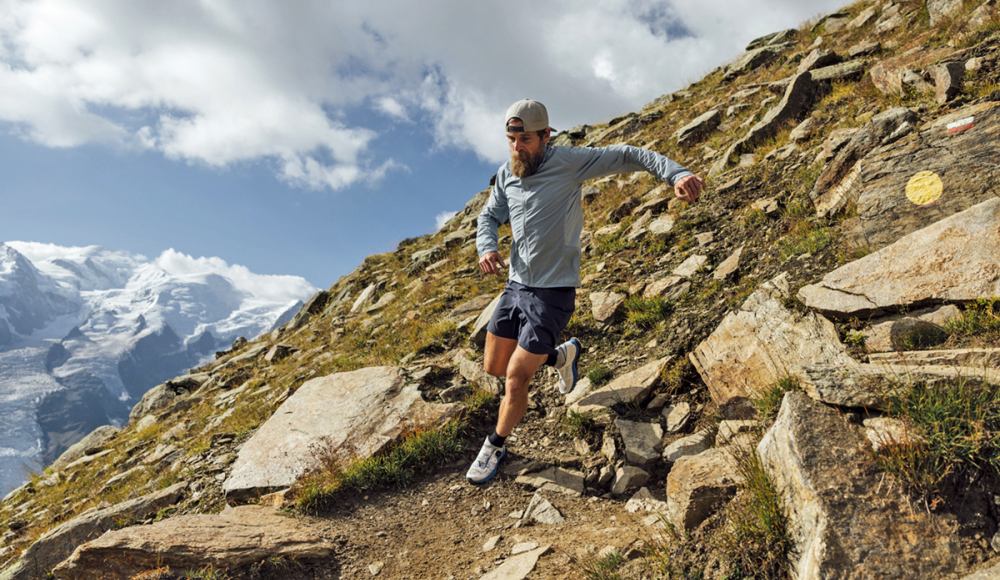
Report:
3,0,1000,578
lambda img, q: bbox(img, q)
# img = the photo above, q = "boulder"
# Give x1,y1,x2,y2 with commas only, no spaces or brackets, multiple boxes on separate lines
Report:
798,198,1000,319
797,49,838,74
809,59,867,83
223,367,460,500
1,482,187,580
569,357,671,415
929,0,965,25
745,29,796,51
788,117,818,143
443,227,475,249
931,62,965,104
711,72,815,176
615,419,663,465
51,425,120,471
51,506,335,580
350,282,380,313
611,466,650,496
869,48,956,97
810,107,917,217
408,246,445,273
470,293,504,348
849,41,881,58
960,562,1000,580
848,6,879,29
844,101,1000,248
758,392,962,579
264,344,298,363
665,447,739,532
968,0,1000,30
590,292,626,325
662,430,712,463
690,274,856,417
674,109,722,146
723,43,795,82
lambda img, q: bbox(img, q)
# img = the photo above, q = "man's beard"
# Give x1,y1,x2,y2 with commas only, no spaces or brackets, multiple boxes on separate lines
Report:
511,148,544,178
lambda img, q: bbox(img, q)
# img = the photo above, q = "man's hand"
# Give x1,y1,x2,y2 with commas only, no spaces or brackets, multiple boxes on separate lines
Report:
674,174,705,203
478,251,507,277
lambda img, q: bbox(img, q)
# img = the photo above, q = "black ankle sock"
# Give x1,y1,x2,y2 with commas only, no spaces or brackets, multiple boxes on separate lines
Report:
488,431,506,447
545,353,557,366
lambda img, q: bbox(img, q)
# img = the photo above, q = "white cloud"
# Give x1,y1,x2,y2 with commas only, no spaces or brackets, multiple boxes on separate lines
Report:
0,0,850,186
154,249,318,304
435,211,458,231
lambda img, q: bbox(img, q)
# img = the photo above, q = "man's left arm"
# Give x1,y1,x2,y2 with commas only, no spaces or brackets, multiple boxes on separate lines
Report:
571,145,704,202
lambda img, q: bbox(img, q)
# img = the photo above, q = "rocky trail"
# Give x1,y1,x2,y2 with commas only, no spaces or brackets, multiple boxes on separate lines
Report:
5,0,1000,578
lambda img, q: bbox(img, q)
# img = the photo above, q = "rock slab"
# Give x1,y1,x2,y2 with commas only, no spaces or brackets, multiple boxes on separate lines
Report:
52,506,336,580
758,392,962,579
1,482,187,580
224,367,460,499
799,198,1000,319
690,274,855,417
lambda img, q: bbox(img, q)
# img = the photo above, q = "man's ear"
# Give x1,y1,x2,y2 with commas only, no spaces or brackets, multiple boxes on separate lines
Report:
542,128,551,143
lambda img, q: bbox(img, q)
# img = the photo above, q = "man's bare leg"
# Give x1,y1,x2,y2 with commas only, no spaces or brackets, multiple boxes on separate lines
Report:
495,346,547,437
484,332,518,377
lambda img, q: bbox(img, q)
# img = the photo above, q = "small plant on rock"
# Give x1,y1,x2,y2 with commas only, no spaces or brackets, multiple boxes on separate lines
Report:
586,364,614,387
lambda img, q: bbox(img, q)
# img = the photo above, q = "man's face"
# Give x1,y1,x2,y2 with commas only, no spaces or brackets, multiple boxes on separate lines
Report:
507,118,549,178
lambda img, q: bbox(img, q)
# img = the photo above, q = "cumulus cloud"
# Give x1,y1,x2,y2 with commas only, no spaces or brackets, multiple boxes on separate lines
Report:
154,249,318,304
0,0,849,187
435,210,458,231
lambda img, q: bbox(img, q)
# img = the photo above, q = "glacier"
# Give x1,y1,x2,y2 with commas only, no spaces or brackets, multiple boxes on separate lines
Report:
0,242,317,495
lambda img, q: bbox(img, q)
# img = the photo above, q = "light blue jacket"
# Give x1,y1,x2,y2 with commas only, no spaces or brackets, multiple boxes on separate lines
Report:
477,144,693,288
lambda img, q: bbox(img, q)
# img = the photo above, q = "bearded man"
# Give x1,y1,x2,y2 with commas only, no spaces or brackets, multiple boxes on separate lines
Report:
467,99,704,484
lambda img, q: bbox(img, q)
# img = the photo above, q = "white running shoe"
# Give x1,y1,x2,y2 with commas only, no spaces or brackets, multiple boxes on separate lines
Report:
466,437,506,484
555,337,582,395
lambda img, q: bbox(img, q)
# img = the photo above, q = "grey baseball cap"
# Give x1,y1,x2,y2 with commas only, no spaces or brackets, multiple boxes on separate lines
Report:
505,99,549,132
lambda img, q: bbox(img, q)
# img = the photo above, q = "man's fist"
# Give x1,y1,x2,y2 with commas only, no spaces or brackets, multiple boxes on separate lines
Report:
478,251,507,277
674,174,705,203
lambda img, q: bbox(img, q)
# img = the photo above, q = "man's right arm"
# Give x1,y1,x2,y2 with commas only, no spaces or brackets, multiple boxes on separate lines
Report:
476,179,510,277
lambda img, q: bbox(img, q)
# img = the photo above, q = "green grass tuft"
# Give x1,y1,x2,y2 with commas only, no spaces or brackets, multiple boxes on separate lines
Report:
750,376,801,422
586,364,614,387
624,295,672,329
718,446,791,579
581,549,626,580
873,376,1000,498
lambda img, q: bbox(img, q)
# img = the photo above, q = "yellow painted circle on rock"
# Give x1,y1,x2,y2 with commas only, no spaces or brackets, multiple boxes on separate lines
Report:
905,171,943,206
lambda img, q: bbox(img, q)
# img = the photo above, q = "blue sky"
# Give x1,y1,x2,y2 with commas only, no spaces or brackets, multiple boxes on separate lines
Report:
0,0,849,289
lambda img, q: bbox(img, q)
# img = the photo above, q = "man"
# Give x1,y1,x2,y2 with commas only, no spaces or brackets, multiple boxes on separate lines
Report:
466,98,704,484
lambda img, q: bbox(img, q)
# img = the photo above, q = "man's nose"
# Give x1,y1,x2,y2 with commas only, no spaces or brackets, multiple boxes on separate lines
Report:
513,140,525,152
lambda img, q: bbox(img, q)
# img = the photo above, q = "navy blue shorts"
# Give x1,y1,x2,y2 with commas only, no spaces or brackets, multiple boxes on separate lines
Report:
487,280,576,357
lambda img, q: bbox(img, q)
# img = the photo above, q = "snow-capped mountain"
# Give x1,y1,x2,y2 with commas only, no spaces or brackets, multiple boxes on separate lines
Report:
0,242,318,495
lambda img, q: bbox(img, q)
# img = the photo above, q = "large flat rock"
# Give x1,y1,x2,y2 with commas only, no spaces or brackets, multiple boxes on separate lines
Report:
799,197,1000,319
51,506,336,580
690,274,856,417
223,367,460,500
843,101,1000,249
1,483,187,580
758,392,962,579
797,363,1000,410
666,446,740,532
